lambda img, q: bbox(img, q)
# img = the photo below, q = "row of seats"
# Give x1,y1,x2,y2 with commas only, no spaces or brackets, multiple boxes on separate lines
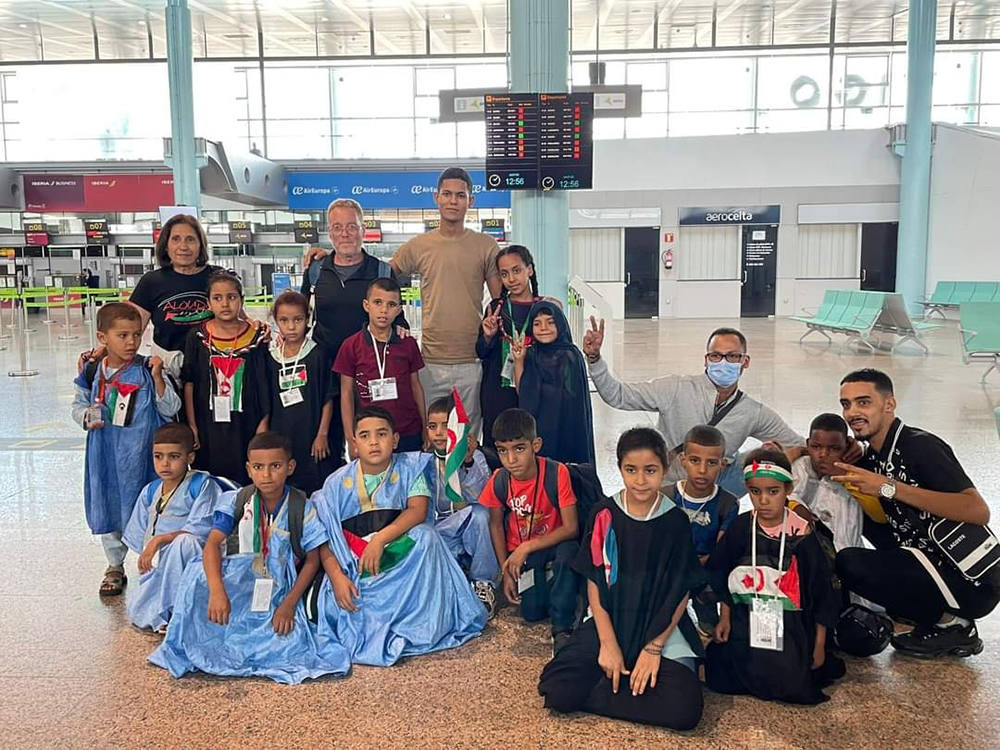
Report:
959,301,1000,382
791,289,933,353
922,281,1000,317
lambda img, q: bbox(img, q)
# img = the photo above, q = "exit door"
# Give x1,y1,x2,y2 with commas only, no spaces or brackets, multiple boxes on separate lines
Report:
860,222,898,292
624,227,660,319
740,224,778,317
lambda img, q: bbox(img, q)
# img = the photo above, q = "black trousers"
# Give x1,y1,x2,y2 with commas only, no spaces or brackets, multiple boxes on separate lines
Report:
538,620,703,731
836,546,1000,626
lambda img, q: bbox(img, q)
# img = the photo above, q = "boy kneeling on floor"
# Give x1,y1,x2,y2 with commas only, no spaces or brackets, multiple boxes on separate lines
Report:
479,408,580,654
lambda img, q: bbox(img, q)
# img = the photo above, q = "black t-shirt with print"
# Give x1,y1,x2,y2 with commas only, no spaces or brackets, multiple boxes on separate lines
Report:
129,265,223,352
859,417,978,578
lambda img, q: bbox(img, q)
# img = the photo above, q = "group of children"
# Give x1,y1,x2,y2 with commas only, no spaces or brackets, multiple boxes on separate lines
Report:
74,255,880,727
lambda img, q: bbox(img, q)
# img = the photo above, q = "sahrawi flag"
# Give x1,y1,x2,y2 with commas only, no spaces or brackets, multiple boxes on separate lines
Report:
444,387,470,505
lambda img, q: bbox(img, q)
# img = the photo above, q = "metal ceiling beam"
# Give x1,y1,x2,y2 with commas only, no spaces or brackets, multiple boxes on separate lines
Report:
326,0,405,54
586,0,620,51
188,0,301,55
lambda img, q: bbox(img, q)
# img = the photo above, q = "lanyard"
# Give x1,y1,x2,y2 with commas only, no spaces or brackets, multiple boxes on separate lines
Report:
751,509,788,597
96,359,133,404
369,326,389,380
279,339,306,384
505,299,532,340
150,472,189,536
622,490,662,521
255,490,285,560
512,460,543,544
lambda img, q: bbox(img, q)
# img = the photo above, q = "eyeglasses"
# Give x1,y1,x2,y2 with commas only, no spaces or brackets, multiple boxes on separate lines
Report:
330,223,360,235
706,352,745,363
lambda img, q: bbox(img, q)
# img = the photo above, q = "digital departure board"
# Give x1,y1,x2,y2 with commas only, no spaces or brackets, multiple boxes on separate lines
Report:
485,91,593,192
293,219,319,243
485,93,539,190
229,220,252,244
538,93,594,191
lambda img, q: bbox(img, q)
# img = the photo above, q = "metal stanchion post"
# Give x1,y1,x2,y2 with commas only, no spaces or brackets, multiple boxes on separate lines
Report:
59,290,78,341
87,294,97,344
8,290,38,377
43,289,55,325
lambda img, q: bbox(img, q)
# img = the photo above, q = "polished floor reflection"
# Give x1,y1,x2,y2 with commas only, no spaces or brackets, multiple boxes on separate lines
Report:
2,312,998,748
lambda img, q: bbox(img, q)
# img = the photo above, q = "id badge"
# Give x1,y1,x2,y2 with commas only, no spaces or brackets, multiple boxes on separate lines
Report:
111,392,130,427
213,395,232,423
517,567,535,594
750,598,784,651
85,403,104,428
280,388,304,407
251,577,274,612
369,377,398,402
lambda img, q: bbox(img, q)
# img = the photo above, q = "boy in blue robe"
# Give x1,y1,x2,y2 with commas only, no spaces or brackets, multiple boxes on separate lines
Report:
72,303,180,597
315,406,487,667
425,395,500,619
149,432,350,685
123,423,229,633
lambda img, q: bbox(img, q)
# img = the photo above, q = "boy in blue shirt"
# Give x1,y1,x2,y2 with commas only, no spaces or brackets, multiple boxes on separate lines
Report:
667,425,738,633
72,302,181,597
425,395,499,618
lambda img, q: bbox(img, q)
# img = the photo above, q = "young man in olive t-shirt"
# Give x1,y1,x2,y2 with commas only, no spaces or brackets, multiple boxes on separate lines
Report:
391,168,501,437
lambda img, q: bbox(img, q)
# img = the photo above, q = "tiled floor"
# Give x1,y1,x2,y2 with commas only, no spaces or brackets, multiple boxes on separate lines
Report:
2,311,998,748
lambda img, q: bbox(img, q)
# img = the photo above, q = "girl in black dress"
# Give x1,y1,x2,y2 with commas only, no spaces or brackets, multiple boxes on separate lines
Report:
182,271,269,486
265,290,342,494
476,245,539,451
539,428,706,730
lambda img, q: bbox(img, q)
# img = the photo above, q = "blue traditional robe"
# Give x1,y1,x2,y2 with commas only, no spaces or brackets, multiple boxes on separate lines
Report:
122,471,221,631
314,452,487,667
73,355,175,535
149,487,351,684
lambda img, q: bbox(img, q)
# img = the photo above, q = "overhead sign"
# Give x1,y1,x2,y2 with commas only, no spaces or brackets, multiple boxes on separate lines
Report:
293,219,319,243
424,219,441,233
286,170,510,211
481,218,505,241
85,218,110,245
679,205,781,226
23,221,49,246
440,85,641,122
363,219,383,243
485,92,594,192
229,220,253,244
23,174,174,212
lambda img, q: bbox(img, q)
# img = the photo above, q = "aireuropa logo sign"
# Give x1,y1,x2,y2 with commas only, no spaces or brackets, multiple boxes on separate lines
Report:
679,205,780,226
351,184,399,195
291,185,339,197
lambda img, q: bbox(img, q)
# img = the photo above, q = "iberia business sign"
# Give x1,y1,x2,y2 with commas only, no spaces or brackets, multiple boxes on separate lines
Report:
23,174,174,212
286,170,510,210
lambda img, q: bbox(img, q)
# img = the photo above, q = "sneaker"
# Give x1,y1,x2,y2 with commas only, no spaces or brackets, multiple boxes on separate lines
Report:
890,620,984,658
551,630,573,657
472,581,497,620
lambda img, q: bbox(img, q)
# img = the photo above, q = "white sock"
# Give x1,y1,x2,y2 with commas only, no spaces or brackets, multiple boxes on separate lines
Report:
936,615,970,629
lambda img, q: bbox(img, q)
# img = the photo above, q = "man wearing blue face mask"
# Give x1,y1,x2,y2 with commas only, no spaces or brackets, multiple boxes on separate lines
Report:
582,320,805,497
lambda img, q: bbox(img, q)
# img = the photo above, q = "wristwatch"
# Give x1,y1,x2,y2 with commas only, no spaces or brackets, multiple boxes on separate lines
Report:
879,480,897,500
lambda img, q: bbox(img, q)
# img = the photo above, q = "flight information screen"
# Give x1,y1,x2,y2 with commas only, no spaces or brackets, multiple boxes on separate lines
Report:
485,92,593,191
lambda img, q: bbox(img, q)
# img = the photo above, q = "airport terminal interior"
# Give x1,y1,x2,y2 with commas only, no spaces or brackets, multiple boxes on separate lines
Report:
2,0,1000,747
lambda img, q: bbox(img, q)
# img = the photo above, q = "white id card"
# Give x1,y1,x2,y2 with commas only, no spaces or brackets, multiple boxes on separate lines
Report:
213,395,231,423
517,567,535,594
280,388,304,407
251,577,274,612
501,353,515,383
750,598,784,651
369,377,398,402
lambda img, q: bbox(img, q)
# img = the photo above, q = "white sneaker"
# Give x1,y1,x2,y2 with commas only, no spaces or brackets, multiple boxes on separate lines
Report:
472,580,497,619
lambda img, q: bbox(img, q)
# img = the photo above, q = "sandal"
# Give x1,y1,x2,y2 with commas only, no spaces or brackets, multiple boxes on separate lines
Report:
100,566,127,597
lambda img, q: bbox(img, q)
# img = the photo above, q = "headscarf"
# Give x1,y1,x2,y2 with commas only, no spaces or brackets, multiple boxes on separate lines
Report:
519,301,595,465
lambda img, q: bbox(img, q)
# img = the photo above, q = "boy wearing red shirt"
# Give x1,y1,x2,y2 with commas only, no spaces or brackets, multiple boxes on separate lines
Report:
480,408,579,654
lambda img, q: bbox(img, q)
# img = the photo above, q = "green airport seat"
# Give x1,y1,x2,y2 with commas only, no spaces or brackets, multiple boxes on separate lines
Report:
958,301,1000,381
952,282,977,304
972,282,998,302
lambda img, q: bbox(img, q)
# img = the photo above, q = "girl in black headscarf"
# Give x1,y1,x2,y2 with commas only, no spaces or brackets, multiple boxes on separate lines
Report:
512,300,595,465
